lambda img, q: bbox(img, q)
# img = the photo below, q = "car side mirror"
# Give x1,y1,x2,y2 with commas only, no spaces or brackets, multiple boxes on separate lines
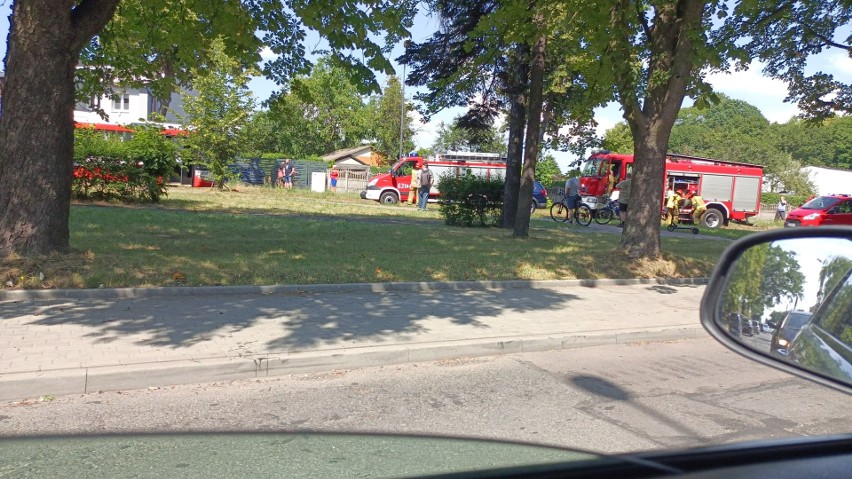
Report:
701,227,852,394
828,206,840,214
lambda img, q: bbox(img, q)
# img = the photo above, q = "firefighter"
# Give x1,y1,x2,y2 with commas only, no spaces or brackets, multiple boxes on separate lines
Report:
690,191,707,225
666,188,681,225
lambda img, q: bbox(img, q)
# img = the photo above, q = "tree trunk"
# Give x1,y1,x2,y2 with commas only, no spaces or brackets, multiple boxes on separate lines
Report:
0,0,120,257
513,32,547,238
614,0,706,259
502,44,529,229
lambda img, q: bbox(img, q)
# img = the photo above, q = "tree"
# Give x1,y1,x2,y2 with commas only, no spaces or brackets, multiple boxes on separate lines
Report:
264,58,374,159
370,76,415,164
0,0,416,256
588,0,718,259
602,123,634,154
431,118,506,155
0,0,120,256
724,243,804,319
77,0,261,120
180,38,256,189
535,155,562,183
724,2,852,121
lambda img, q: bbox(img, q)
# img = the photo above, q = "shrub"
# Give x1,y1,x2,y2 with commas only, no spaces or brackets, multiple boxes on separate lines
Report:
73,126,177,202
437,172,504,227
761,192,811,208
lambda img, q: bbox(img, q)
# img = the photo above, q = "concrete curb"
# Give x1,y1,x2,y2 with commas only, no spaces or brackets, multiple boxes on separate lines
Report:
0,325,708,402
0,277,708,301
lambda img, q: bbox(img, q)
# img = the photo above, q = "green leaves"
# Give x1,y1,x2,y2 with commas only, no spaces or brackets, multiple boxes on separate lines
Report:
180,38,257,188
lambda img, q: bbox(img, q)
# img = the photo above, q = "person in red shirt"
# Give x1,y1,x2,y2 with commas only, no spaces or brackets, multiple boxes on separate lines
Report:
330,165,340,192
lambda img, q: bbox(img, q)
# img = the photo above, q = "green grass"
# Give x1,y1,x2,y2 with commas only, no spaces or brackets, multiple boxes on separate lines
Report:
1,186,733,289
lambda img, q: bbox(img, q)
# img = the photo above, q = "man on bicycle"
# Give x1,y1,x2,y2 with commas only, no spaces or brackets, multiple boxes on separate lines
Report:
563,169,582,224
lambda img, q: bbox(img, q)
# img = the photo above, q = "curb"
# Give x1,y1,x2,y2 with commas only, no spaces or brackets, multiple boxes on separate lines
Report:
0,325,708,402
0,277,708,301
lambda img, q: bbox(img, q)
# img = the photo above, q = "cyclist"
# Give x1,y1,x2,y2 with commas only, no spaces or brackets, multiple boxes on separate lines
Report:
563,169,582,223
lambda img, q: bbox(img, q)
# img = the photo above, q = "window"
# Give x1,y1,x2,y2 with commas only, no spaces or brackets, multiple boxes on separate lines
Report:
112,94,130,111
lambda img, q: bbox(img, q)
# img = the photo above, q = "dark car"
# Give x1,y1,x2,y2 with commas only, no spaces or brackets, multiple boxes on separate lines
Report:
784,194,852,227
769,311,813,359
531,181,548,209
788,268,852,383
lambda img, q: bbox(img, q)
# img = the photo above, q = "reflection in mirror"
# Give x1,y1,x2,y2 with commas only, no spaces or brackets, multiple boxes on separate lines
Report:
718,237,852,386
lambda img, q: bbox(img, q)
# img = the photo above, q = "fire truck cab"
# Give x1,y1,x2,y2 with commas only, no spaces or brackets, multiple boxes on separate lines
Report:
579,151,764,228
361,152,507,205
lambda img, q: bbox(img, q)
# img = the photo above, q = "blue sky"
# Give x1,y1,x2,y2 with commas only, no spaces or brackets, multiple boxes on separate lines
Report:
2,3,849,170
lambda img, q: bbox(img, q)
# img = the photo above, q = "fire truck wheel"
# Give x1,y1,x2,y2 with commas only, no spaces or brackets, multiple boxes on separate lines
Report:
379,191,399,205
701,208,725,229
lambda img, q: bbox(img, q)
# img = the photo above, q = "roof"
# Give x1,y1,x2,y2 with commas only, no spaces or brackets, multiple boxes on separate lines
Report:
322,146,374,163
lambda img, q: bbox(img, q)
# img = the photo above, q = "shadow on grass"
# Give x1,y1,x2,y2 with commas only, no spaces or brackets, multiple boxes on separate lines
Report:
18,287,578,352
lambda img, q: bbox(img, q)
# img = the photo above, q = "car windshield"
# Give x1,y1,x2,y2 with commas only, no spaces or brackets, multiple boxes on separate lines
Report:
801,196,841,210
2,2,852,477
783,312,812,331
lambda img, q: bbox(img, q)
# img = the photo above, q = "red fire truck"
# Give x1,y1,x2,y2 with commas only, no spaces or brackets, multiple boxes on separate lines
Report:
361,152,507,204
579,151,764,228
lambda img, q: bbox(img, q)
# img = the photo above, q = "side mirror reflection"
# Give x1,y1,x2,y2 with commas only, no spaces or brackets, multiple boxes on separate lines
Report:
715,236,852,387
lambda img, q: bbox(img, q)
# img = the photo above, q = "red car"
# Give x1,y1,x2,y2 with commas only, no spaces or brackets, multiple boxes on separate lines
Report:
784,194,852,227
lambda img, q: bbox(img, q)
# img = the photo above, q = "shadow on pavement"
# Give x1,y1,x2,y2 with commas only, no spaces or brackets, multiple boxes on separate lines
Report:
15,287,578,352
569,374,710,444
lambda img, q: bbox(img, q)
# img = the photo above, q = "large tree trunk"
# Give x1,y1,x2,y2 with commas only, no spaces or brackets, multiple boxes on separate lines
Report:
613,0,706,258
513,32,547,238
0,0,119,257
502,44,529,229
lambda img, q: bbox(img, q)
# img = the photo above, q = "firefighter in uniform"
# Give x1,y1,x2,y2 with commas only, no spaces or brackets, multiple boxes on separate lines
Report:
690,192,707,225
666,188,681,225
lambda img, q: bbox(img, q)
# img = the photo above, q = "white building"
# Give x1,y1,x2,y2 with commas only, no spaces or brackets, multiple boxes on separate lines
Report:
802,166,852,196
75,85,186,129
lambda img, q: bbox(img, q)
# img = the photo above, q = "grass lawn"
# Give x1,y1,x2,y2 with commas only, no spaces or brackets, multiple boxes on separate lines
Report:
2,186,732,289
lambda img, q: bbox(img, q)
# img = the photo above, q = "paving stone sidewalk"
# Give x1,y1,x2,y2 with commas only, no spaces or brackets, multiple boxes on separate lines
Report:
0,280,707,401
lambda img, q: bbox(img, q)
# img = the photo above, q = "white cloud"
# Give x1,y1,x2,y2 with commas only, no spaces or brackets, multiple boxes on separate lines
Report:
259,47,279,62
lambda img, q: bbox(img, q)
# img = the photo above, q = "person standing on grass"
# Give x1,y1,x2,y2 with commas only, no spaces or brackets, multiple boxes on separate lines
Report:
330,165,340,192
408,162,421,206
277,162,285,188
418,162,433,210
775,196,788,221
563,169,581,224
284,159,295,189
615,172,632,227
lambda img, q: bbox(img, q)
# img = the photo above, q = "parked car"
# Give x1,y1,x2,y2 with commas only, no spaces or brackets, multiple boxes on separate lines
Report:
788,267,852,384
769,311,813,359
784,194,852,227
531,181,548,209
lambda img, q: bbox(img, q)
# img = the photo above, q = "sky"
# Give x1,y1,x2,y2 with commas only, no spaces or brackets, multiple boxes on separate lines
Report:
1,3,850,171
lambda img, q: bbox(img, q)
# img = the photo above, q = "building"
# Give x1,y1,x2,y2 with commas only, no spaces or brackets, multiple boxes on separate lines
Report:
75,85,186,128
322,145,383,167
802,166,852,196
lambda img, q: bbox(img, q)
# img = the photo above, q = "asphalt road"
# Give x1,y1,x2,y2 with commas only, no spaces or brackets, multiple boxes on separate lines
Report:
1,337,848,455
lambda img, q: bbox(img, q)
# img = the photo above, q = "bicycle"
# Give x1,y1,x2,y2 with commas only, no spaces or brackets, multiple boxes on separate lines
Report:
594,197,621,225
549,194,592,226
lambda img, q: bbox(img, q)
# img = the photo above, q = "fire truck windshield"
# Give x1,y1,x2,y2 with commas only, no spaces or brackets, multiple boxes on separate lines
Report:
581,158,604,177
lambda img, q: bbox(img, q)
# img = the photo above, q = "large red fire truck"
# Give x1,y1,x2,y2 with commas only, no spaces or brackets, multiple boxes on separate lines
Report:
361,152,507,204
579,151,764,228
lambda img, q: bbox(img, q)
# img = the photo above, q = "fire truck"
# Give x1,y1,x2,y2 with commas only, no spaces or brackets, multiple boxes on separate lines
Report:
361,152,507,204
579,151,764,228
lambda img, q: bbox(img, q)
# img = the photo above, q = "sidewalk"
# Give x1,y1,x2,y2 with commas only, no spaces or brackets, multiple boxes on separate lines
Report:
0,279,708,401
